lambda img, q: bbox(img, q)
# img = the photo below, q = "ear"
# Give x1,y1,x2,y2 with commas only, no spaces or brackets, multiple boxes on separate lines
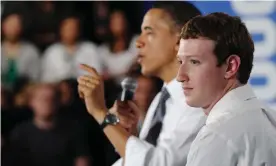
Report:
174,34,180,52
224,55,241,79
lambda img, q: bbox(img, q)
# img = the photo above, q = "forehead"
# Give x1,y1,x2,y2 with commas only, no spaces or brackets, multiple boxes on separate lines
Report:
5,15,20,23
142,9,171,31
33,86,55,96
111,11,124,18
178,38,215,58
63,18,79,25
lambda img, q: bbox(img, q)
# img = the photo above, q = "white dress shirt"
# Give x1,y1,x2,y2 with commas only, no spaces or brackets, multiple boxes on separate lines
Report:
113,79,206,166
186,84,276,166
41,42,103,83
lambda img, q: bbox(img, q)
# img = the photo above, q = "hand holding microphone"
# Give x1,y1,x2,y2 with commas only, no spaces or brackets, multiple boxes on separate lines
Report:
109,77,141,135
120,77,137,101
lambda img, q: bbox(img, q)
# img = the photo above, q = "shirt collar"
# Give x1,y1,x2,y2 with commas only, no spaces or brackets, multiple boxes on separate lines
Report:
206,84,258,125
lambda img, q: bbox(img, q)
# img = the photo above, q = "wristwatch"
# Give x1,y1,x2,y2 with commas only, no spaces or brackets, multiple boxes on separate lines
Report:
100,113,120,130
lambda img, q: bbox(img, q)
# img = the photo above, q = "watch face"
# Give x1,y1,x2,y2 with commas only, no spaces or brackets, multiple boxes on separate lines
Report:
106,113,120,125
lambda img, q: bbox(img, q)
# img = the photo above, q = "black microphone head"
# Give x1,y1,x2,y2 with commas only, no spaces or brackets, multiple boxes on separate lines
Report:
120,77,137,101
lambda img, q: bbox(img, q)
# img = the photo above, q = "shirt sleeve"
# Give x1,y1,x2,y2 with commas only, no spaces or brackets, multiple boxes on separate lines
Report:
186,129,239,166
122,109,206,166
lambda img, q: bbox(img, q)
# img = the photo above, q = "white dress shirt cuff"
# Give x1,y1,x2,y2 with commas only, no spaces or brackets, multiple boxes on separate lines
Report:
124,136,154,166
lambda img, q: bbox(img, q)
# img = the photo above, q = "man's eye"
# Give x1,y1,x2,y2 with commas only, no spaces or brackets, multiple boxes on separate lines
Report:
190,59,200,65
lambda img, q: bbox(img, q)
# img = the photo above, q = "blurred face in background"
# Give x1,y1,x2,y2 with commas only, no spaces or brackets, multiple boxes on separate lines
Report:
136,9,179,77
134,76,158,112
58,81,73,106
2,14,22,42
60,17,80,44
30,84,57,119
109,11,127,37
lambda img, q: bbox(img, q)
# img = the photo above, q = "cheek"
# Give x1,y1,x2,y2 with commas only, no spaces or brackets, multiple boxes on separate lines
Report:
194,66,226,93
189,65,217,88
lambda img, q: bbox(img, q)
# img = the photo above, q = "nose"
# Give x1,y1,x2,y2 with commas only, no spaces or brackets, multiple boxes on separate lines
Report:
136,34,145,49
176,64,189,83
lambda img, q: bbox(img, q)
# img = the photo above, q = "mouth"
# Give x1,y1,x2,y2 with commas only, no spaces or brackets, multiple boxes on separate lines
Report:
137,54,144,64
182,87,193,90
182,87,193,94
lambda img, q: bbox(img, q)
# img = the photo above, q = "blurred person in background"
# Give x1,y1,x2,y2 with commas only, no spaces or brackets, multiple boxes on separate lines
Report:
93,1,110,44
99,9,139,110
77,2,206,166
125,63,163,133
133,74,163,133
1,83,34,146
1,87,14,111
29,1,75,52
30,1,58,51
98,10,138,83
57,78,89,122
1,13,41,91
41,15,102,83
13,82,36,108
89,1,110,45
57,78,109,166
5,83,91,166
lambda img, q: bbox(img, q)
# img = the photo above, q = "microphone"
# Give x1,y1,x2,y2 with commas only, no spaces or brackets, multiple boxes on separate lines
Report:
120,77,137,101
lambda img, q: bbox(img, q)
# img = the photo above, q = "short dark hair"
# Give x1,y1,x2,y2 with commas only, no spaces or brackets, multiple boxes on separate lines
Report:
152,1,202,32
181,12,254,84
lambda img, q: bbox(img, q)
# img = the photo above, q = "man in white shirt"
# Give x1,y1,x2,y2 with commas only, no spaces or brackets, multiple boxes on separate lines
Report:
76,2,206,166
176,12,276,166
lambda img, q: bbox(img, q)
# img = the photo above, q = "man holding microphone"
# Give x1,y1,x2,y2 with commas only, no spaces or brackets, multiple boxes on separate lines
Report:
77,2,206,166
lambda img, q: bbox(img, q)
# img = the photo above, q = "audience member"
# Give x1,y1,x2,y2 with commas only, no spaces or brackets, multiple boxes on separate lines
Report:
1,13,40,90
6,83,91,166
98,10,138,83
41,15,102,83
29,1,75,51
126,63,163,133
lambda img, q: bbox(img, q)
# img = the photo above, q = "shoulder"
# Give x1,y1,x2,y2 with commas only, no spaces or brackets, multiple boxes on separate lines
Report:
21,41,38,51
191,126,240,156
45,43,63,53
43,43,63,58
11,121,33,138
79,41,98,51
187,127,240,166
21,41,40,57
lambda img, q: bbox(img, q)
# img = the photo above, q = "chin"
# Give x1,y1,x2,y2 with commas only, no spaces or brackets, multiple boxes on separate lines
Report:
185,98,202,108
141,67,154,77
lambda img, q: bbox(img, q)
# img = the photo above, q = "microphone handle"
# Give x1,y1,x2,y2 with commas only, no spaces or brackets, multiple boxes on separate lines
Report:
120,89,134,101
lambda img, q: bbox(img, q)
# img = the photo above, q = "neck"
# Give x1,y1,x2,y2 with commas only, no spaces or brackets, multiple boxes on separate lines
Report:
203,80,242,115
63,42,77,54
34,116,55,130
4,40,19,46
63,41,76,47
114,33,125,40
158,59,179,83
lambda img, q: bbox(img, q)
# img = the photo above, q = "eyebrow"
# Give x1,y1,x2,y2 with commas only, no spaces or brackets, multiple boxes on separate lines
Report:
177,54,201,59
143,26,153,31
